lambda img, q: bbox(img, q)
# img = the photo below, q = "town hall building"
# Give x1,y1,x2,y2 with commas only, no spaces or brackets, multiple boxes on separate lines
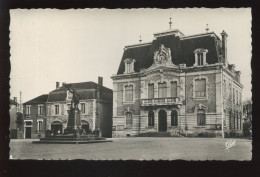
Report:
111,28,243,137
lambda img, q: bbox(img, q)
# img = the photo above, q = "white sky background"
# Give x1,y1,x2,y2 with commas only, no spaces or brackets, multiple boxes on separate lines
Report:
10,8,251,103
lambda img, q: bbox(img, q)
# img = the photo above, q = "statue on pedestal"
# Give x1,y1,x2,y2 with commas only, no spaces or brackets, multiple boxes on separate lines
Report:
64,84,82,137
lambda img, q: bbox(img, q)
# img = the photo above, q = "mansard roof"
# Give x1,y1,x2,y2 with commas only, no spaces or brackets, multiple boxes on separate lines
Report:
117,29,223,75
48,82,112,102
23,94,49,105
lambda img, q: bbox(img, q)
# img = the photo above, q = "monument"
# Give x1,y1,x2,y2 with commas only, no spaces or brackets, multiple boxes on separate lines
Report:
63,84,82,137
33,84,112,144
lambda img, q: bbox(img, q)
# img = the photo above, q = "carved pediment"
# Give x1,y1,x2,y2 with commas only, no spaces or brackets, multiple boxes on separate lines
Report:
154,44,172,65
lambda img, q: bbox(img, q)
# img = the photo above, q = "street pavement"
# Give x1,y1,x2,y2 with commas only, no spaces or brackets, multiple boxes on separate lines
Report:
9,137,252,160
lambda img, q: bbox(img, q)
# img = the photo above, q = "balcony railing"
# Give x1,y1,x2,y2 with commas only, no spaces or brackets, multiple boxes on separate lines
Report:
141,97,182,106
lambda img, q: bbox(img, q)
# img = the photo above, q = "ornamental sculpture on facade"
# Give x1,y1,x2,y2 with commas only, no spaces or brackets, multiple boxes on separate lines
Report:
153,44,175,66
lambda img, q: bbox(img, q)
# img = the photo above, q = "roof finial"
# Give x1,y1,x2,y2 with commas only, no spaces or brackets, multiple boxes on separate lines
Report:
139,35,142,43
169,12,172,29
206,24,209,33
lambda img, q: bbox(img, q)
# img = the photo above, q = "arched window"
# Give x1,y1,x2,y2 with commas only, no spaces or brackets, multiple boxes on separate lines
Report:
126,112,132,129
195,79,206,97
197,109,206,126
158,82,167,98
148,111,154,126
170,81,177,97
171,110,178,126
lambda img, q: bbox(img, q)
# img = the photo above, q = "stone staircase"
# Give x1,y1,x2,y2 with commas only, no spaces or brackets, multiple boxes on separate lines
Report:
137,132,171,137
137,131,185,137
172,131,185,138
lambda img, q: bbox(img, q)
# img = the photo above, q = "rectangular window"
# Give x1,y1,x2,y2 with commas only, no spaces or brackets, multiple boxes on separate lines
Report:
229,84,232,100
223,80,226,97
233,88,235,103
198,53,203,66
25,121,32,126
158,82,167,98
126,112,132,128
236,90,238,105
37,120,43,132
240,93,242,105
125,85,133,102
38,105,42,115
55,105,59,115
195,79,206,97
26,105,31,115
148,84,154,99
81,103,85,114
171,82,177,97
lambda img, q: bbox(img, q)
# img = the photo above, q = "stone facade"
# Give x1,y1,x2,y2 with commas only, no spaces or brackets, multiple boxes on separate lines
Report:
112,29,243,137
9,98,23,139
23,95,48,139
22,78,113,138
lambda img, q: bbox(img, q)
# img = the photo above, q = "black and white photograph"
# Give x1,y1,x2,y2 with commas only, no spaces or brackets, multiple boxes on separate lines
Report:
9,8,252,161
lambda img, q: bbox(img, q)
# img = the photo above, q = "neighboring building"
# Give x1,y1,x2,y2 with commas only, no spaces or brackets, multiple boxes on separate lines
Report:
243,99,252,137
9,97,23,139
111,28,243,137
22,77,113,138
23,94,48,138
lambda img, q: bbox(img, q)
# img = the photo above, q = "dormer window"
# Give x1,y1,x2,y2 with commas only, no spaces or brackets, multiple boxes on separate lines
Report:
124,59,136,74
194,48,208,66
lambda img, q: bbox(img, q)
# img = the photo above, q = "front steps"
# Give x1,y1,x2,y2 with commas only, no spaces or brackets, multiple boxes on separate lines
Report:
32,134,113,144
137,131,185,137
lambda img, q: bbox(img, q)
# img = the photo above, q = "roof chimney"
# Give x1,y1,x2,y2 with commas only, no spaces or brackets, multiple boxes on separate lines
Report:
98,77,103,87
56,82,60,89
221,30,228,66
62,82,66,87
13,97,17,103
97,77,103,100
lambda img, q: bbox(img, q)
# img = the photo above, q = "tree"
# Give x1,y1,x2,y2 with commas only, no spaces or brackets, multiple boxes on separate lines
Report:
243,99,252,124
16,112,23,129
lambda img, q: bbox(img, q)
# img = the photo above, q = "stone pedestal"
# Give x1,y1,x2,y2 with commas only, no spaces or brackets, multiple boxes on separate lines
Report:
65,108,81,136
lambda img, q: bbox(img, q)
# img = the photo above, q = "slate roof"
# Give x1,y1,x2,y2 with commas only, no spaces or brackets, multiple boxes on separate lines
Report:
23,94,49,105
48,82,112,102
117,30,223,74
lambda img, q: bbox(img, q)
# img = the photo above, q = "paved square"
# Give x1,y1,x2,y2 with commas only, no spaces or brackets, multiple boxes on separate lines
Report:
10,137,252,160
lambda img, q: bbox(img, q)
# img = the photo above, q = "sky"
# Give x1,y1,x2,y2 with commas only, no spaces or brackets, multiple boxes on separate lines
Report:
10,8,252,103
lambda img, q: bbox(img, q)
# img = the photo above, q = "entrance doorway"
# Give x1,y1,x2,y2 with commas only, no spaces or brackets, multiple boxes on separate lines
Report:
81,120,90,134
51,121,63,135
158,110,167,132
25,127,31,138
